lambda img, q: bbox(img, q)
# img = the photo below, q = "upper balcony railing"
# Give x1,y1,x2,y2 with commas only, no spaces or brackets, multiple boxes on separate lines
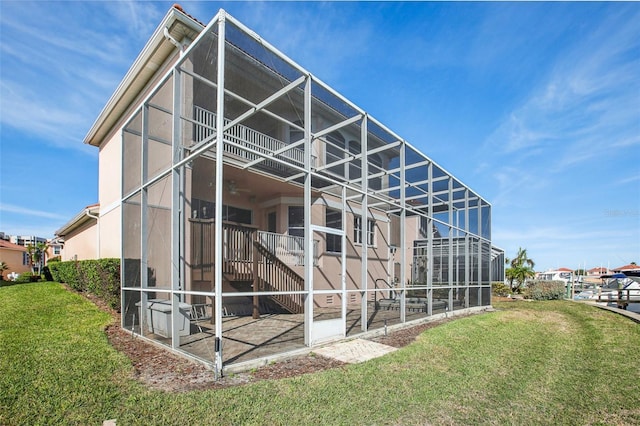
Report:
193,106,316,173
257,231,318,267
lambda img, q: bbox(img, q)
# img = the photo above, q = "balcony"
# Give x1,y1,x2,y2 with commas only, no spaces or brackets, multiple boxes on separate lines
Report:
193,106,316,178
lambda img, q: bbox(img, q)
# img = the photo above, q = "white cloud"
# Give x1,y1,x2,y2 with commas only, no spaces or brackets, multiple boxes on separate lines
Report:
485,7,640,171
0,203,69,221
0,1,167,152
0,80,95,153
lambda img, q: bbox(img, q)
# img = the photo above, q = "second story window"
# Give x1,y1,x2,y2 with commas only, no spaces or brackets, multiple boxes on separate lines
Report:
325,131,346,178
325,209,342,253
288,206,304,238
354,216,375,246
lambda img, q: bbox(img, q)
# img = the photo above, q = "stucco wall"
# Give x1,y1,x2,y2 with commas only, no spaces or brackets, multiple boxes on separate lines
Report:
99,206,121,259
61,221,97,261
0,248,30,277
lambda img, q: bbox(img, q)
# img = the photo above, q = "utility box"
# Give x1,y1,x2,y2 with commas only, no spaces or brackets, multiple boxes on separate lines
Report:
137,299,191,338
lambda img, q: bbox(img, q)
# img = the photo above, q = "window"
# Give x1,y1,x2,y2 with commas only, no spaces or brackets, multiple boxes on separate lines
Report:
325,131,346,178
289,120,304,144
191,199,252,224
53,246,61,255
325,209,342,253
23,252,29,266
288,206,304,238
224,205,252,224
267,211,277,233
367,153,382,191
354,216,375,245
348,140,361,182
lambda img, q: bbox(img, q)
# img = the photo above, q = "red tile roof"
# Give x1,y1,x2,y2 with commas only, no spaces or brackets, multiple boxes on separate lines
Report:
172,3,206,27
614,264,640,271
0,240,27,251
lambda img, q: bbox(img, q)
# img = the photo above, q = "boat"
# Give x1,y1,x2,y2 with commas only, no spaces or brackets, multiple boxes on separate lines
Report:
575,273,640,308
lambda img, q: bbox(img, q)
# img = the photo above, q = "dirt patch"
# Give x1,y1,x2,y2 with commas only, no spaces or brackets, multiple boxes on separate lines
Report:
72,286,472,392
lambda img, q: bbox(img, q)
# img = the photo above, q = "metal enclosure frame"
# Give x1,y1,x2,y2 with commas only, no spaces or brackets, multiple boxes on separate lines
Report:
119,9,495,375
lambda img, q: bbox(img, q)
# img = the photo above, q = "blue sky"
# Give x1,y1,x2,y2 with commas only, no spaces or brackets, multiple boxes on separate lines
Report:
0,1,638,272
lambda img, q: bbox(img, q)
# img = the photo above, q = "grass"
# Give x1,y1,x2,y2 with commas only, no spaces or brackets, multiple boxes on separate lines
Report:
1,282,639,425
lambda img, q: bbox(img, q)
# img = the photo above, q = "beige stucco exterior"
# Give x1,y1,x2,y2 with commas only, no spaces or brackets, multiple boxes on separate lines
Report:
60,219,98,261
0,241,30,278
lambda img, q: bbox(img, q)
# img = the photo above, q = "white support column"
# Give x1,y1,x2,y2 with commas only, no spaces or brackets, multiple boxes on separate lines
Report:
341,185,347,329
464,189,470,305
303,74,312,346
399,142,406,322
477,201,483,306
171,67,183,349
427,162,433,316
448,177,453,311
360,115,368,331
140,104,149,335
214,13,226,374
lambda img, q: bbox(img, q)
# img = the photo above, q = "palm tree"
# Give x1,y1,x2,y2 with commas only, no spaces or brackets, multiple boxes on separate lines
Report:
505,247,536,292
0,261,8,280
25,242,49,276
506,247,535,270
36,241,49,275
26,244,39,274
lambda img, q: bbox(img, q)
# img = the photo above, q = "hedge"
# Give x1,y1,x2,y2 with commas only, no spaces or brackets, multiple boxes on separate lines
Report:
48,259,121,310
523,280,566,301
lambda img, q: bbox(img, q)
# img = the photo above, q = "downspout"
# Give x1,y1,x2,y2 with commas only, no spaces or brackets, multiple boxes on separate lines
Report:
163,27,182,50
164,27,192,54
85,209,100,259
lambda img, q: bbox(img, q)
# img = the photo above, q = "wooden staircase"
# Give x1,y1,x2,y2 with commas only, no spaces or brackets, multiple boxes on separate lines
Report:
191,219,305,315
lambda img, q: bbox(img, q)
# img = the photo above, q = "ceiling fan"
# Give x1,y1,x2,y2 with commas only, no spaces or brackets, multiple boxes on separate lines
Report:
225,180,251,195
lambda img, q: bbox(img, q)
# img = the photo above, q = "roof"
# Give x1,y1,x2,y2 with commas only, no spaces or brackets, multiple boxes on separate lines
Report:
84,5,204,147
55,204,100,237
613,264,640,272
0,240,27,252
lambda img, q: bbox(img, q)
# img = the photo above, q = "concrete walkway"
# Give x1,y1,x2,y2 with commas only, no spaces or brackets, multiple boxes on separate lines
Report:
313,338,398,364
581,301,640,323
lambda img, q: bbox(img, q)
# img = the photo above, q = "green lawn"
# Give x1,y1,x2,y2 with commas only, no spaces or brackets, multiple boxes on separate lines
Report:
1,282,639,425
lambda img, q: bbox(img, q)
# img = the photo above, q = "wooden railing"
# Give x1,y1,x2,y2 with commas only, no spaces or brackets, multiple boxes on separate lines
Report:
222,222,257,282
190,219,214,281
193,106,316,171
257,231,318,266
190,219,305,314
253,241,304,314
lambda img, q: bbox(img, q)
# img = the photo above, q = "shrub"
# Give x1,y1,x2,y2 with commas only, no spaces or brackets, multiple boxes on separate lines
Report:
523,280,566,300
48,259,121,310
15,272,39,283
491,281,511,297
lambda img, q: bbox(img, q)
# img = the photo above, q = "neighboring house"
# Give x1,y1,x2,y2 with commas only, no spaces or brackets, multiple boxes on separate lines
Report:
0,240,31,278
612,264,640,274
587,267,609,276
54,204,101,261
46,237,64,262
71,5,496,374
537,268,573,283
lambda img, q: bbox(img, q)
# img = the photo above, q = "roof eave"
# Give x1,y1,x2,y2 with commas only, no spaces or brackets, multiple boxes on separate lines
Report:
55,205,100,237
83,6,204,147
